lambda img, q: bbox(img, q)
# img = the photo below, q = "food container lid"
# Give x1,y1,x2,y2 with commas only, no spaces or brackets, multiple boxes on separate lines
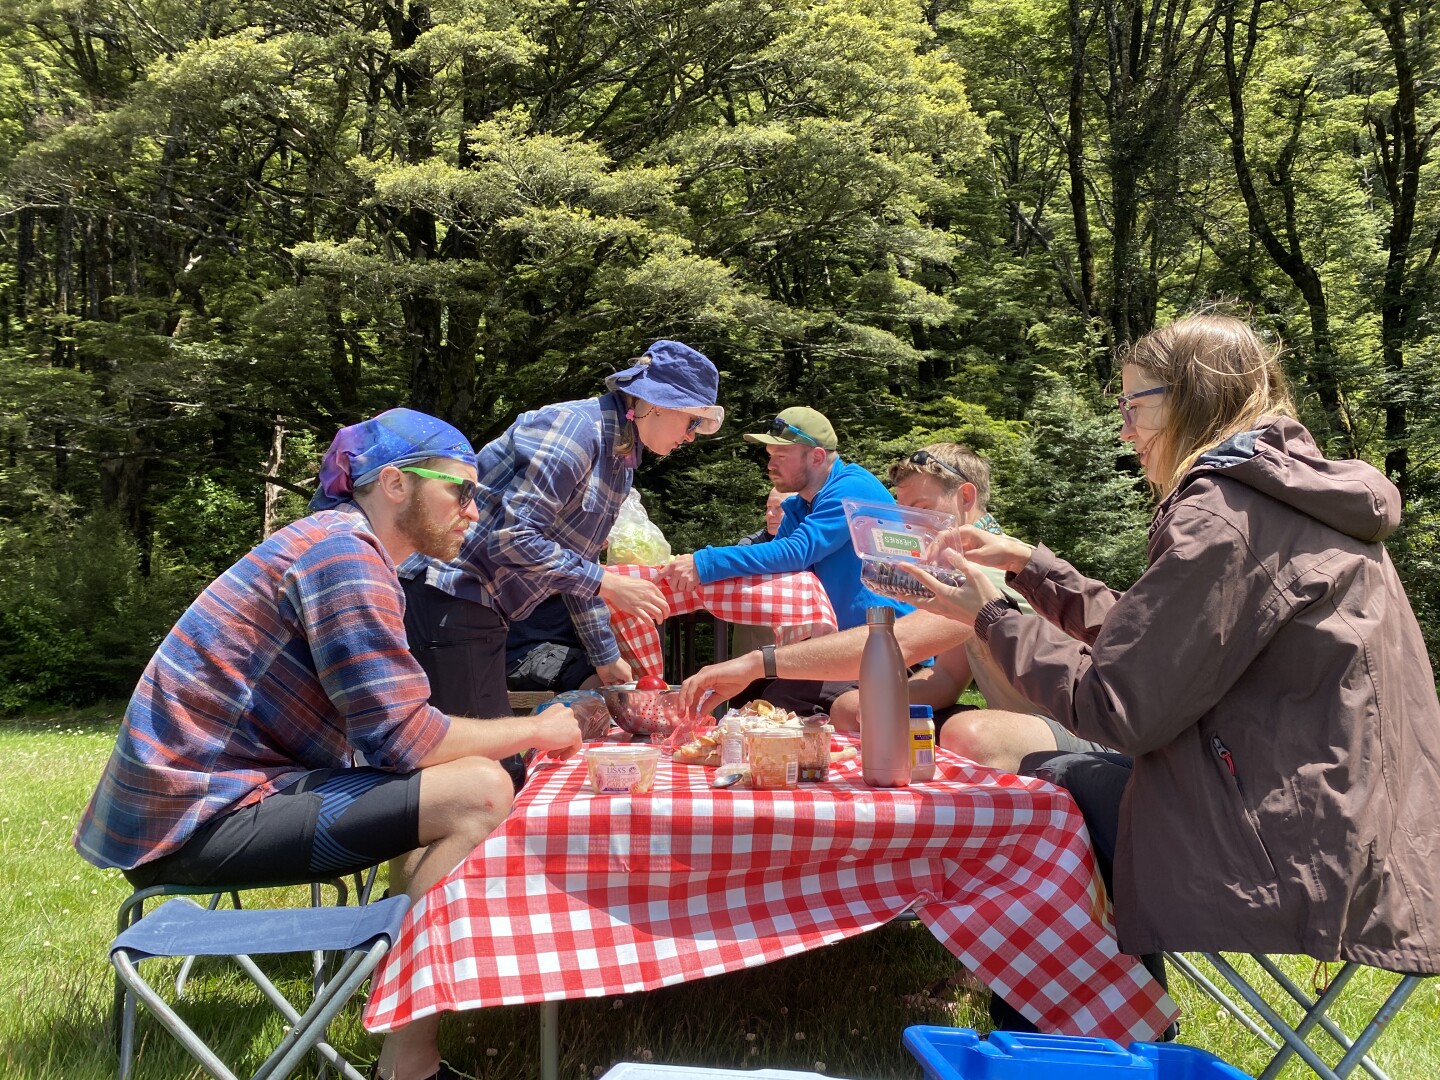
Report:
747,729,803,741
584,745,661,761
842,498,955,560
909,705,934,718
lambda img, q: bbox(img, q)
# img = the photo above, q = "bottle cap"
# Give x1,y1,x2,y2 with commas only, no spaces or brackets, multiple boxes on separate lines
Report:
865,606,896,626
909,705,934,719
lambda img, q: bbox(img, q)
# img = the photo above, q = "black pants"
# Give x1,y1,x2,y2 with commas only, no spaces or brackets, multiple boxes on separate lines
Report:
734,677,859,717
401,578,525,792
987,750,1170,1035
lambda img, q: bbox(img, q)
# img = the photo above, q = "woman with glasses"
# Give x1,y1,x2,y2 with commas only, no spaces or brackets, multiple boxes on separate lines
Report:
909,312,1440,1025
397,340,723,793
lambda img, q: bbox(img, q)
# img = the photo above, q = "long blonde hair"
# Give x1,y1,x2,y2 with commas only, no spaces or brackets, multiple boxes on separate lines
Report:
1124,313,1296,498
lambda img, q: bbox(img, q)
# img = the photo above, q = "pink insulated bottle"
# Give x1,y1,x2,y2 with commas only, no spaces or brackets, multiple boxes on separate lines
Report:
859,606,910,788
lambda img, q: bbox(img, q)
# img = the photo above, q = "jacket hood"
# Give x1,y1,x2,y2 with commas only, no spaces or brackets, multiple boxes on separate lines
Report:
1180,416,1400,543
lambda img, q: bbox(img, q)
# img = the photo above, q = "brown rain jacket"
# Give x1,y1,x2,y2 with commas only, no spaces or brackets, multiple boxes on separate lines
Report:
984,417,1440,971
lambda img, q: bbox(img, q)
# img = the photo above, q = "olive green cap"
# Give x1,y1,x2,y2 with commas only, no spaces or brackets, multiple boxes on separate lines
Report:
743,406,838,451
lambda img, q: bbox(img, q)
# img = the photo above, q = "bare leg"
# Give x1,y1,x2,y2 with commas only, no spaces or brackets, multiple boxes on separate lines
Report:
939,709,1060,773
376,756,515,1080
827,688,860,733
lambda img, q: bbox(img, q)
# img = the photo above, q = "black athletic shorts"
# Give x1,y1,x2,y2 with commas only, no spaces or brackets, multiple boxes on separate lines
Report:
124,767,423,890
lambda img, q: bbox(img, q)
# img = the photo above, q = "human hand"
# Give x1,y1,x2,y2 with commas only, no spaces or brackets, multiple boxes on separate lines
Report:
530,705,583,760
929,526,1034,576
902,547,1002,626
594,658,633,687
598,571,671,624
658,554,701,593
680,652,764,716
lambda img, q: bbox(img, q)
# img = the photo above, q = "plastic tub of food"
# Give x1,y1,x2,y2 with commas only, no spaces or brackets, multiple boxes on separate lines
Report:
843,499,967,601
746,729,803,790
798,718,833,782
584,745,661,795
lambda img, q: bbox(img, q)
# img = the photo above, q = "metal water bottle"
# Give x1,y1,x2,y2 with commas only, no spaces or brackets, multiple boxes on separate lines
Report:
859,606,910,788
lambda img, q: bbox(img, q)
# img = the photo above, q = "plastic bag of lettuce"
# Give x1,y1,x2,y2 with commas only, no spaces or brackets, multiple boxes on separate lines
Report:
605,490,672,566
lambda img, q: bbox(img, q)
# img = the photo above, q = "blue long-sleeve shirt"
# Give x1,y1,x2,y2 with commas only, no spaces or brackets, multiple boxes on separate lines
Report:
692,458,912,630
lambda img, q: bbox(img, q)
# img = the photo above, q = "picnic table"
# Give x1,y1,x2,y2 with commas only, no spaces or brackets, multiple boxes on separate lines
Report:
602,564,839,679
364,736,1179,1075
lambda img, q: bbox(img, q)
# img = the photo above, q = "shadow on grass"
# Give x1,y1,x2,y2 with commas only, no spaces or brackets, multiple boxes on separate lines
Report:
7,952,387,1080
0,700,128,735
7,923,979,1080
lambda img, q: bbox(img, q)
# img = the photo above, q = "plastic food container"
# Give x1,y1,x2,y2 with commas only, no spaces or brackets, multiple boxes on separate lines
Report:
798,718,833,782
747,729,803,790
902,1026,1250,1079
584,745,661,795
843,499,967,601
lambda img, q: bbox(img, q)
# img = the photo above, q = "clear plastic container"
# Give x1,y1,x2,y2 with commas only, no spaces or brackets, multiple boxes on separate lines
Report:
584,745,661,794
746,729,803,790
843,499,967,601
798,717,833,783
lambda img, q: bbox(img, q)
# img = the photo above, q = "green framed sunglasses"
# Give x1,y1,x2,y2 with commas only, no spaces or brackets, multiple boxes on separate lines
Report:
399,466,477,510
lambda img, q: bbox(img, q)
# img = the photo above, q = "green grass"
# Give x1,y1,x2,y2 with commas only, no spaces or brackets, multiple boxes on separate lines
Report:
2,705,1437,1079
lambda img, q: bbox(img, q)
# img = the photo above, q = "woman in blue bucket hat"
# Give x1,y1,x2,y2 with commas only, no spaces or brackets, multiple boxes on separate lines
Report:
396,340,723,790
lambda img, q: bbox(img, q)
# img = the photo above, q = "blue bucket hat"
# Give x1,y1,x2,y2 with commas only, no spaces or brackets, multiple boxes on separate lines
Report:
604,340,725,435
310,408,475,511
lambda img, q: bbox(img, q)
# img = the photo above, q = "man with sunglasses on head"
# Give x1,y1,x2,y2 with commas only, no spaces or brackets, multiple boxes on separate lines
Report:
680,442,1110,773
662,406,912,714
76,408,584,1080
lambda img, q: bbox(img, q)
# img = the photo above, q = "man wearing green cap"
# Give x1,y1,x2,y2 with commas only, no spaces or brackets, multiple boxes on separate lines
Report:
662,406,911,639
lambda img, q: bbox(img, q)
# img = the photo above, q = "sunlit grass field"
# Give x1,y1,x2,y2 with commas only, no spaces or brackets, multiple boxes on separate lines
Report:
3,705,1436,1079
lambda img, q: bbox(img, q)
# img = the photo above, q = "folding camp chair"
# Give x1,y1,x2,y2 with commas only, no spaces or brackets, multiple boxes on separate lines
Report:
111,868,379,1070
1166,952,1430,1080
111,892,409,1080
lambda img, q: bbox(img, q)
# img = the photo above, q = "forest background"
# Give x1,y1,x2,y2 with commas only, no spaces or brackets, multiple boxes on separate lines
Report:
0,0,1435,711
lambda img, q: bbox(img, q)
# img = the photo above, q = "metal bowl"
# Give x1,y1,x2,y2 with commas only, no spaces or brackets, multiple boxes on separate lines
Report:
598,683,684,737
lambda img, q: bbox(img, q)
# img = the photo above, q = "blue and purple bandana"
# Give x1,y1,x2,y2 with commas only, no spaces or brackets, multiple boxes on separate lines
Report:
310,408,475,510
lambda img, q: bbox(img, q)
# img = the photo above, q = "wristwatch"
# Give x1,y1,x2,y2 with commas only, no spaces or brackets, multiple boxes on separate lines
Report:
761,644,778,679
973,593,1022,644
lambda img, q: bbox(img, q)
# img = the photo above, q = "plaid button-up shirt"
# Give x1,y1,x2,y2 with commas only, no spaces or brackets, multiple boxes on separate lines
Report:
401,394,635,666
74,505,449,871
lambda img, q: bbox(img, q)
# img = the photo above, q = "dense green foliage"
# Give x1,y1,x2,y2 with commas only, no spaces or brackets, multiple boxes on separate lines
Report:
0,0,1435,707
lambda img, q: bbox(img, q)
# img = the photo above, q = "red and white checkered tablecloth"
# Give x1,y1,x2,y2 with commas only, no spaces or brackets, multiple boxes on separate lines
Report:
602,564,838,678
364,738,1178,1041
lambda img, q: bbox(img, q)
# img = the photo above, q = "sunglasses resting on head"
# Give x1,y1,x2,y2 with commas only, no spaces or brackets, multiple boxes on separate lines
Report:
908,450,970,483
768,417,820,446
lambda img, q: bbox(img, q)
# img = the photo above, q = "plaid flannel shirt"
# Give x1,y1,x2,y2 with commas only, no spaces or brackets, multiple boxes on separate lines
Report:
400,394,635,666
73,505,449,871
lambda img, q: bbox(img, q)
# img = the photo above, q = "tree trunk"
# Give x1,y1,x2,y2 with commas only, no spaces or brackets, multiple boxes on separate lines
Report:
263,416,286,538
1219,0,1356,456
1361,0,1427,505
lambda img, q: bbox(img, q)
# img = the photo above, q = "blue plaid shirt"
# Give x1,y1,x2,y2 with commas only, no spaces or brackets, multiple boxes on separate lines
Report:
400,394,635,666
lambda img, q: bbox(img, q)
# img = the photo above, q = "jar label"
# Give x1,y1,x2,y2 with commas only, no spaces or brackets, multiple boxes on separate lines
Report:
871,527,923,556
593,763,642,793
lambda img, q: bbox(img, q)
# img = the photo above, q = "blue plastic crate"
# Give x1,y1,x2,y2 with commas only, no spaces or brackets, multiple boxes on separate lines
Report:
903,1028,1252,1079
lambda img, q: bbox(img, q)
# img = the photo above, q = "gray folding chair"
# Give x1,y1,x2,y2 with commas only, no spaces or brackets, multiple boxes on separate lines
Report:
1167,952,1430,1080
111,892,409,1080
110,867,379,1072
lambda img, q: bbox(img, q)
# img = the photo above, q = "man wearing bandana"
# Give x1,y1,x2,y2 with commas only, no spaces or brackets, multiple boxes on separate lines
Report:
75,408,582,1080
